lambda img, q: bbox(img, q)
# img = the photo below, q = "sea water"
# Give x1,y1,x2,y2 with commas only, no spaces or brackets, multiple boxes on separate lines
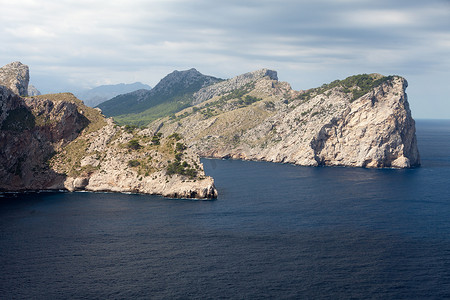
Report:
1,119,450,299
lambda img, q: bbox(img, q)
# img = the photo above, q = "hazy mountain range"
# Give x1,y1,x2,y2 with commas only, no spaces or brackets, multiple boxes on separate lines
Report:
75,82,151,107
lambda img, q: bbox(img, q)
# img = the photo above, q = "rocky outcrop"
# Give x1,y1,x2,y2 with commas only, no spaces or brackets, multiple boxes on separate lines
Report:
0,61,29,96
151,73,420,169
192,68,278,105
53,117,218,199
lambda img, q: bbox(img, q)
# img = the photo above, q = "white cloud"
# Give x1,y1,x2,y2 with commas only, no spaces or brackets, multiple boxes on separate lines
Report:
341,9,415,27
0,0,449,118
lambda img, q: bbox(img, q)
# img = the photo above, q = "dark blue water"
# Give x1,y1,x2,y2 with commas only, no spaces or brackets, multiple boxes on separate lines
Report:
1,120,450,299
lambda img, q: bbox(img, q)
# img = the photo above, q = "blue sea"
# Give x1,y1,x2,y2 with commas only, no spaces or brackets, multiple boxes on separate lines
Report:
1,119,450,299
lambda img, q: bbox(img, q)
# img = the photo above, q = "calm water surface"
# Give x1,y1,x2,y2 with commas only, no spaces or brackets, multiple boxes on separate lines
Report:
1,119,450,299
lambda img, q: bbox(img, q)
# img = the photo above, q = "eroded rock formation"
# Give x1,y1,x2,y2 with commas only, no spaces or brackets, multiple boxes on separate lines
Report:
152,72,420,168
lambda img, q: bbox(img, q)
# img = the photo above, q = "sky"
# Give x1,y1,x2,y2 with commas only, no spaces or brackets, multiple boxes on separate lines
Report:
1,0,449,119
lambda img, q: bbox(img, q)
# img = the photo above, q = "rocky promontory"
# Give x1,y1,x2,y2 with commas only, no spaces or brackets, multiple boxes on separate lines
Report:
0,62,217,199
150,71,420,168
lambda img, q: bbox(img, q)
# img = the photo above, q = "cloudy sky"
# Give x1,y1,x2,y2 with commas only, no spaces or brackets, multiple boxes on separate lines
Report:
1,0,449,118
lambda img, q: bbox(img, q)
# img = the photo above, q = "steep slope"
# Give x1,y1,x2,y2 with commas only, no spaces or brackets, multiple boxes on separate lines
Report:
148,72,420,168
97,68,222,125
0,62,217,198
76,82,151,107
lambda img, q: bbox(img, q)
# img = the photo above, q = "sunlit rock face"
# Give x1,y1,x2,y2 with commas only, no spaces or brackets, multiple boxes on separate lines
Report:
152,73,420,169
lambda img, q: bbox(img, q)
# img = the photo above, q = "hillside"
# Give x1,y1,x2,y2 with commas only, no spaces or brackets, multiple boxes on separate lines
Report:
97,68,222,126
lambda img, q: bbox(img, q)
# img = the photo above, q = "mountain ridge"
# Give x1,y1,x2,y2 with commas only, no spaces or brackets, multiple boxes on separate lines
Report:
97,68,222,124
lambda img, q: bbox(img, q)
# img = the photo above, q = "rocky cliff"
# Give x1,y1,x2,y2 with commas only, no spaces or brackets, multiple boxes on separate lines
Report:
149,72,420,168
0,62,217,199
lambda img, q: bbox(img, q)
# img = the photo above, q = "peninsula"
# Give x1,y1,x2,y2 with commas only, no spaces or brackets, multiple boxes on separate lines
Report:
0,62,420,198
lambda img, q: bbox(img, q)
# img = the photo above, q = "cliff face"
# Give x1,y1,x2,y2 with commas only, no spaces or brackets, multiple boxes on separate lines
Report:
0,92,88,190
150,72,420,168
0,62,217,199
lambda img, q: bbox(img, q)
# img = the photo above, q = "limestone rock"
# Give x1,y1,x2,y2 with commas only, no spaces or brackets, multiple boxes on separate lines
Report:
0,61,29,96
153,73,420,169
73,177,89,190
192,68,278,105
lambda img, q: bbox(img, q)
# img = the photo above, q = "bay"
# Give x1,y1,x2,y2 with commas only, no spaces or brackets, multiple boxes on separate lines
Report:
1,119,450,299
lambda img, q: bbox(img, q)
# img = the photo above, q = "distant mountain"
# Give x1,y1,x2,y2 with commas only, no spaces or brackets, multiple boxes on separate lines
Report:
27,84,41,96
76,82,151,107
97,68,222,125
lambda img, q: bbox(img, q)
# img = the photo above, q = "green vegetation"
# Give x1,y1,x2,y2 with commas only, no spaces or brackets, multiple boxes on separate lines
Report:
333,74,395,102
165,138,197,178
301,108,312,116
196,84,263,119
239,95,262,106
219,82,255,101
166,160,197,178
127,160,140,167
176,142,187,152
297,74,395,103
127,139,142,150
201,107,217,118
151,132,163,145
123,124,138,133
168,133,182,141
264,101,275,110
113,100,191,126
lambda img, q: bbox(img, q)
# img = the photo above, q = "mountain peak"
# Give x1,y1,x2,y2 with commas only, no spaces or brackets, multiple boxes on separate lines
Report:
0,61,30,96
97,68,222,119
147,68,221,96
